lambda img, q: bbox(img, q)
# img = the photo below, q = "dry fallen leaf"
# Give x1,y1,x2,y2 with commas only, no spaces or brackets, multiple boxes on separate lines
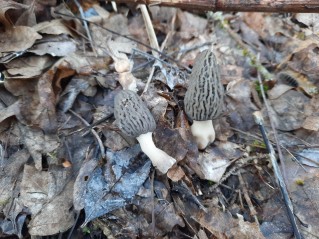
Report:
5,55,54,78
0,0,28,29
189,141,242,182
0,26,42,52
20,165,75,236
33,19,75,36
294,13,319,34
268,90,310,131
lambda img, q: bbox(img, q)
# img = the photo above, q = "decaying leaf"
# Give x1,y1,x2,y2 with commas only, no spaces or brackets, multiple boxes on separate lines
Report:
268,90,310,131
177,10,207,39
189,141,242,182
135,197,185,236
294,13,319,34
79,145,151,224
267,84,294,100
20,165,75,236
0,149,30,213
18,125,59,170
226,79,259,131
5,55,54,78
295,149,319,167
142,89,168,122
303,95,319,131
0,26,42,52
33,19,75,36
0,0,28,29
29,40,77,57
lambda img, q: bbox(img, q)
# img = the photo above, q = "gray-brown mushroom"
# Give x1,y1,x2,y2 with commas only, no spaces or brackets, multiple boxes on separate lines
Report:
114,90,176,173
184,49,224,150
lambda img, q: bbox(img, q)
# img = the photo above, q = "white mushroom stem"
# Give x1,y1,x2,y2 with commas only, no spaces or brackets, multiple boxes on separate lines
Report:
191,120,216,150
136,132,176,174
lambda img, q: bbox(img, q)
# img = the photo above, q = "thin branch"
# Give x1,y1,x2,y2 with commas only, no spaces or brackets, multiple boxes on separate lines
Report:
113,0,319,13
253,111,302,239
69,109,105,159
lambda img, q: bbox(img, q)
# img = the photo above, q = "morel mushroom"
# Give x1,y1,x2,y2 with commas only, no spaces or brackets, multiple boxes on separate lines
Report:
114,90,176,173
184,49,224,150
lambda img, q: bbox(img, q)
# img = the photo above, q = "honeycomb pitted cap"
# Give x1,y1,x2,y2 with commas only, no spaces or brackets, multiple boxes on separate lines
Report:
184,49,224,121
114,90,156,137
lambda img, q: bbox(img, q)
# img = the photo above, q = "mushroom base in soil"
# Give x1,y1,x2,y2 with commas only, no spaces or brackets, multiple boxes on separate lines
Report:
136,132,176,173
191,120,215,150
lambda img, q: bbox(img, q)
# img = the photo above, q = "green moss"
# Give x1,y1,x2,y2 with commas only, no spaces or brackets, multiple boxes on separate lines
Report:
251,140,266,150
295,179,305,186
82,226,91,234
0,198,10,207
254,81,269,97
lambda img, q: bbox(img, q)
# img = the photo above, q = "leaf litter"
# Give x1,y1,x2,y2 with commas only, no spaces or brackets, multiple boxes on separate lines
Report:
0,1,319,239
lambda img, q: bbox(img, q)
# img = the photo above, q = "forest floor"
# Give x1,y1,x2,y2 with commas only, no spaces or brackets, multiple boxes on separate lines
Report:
0,1,319,239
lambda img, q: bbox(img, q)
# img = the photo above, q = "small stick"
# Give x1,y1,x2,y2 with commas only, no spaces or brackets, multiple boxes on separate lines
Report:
69,109,105,159
54,11,191,73
139,4,160,93
253,111,302,239
238,171,259,224
73,0,96,56
113,0,319,13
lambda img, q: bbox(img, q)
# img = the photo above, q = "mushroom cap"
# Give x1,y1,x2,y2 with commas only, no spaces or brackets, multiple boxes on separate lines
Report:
184,49,224,121
114,90,156,137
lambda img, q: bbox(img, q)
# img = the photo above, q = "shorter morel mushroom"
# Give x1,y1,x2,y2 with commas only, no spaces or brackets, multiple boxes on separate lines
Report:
114,90,176,173
184,49,224,150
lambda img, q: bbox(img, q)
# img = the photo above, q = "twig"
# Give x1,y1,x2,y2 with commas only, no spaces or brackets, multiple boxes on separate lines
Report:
238,171,259,224
253,111,302,239
68,109,105,159
256,65,287,182
208,154,269,192
54,11,191,73
113,0,319,13
73,0,96,56
139,4,160,93
111,1,118,12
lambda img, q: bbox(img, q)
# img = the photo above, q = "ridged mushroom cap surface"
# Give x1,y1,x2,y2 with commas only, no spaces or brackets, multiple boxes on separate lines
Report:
184,50,224,121
114,90,156,137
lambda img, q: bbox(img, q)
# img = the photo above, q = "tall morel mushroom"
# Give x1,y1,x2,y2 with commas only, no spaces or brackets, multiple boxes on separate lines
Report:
114,90,176,173
184,49,224,150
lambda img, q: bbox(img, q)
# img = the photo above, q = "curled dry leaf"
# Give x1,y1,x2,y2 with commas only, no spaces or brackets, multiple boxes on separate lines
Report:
0,0,28,29
33,19,75,36
267,84,294,100
15,1,37,27
0,26,42,52
5,55,54,78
